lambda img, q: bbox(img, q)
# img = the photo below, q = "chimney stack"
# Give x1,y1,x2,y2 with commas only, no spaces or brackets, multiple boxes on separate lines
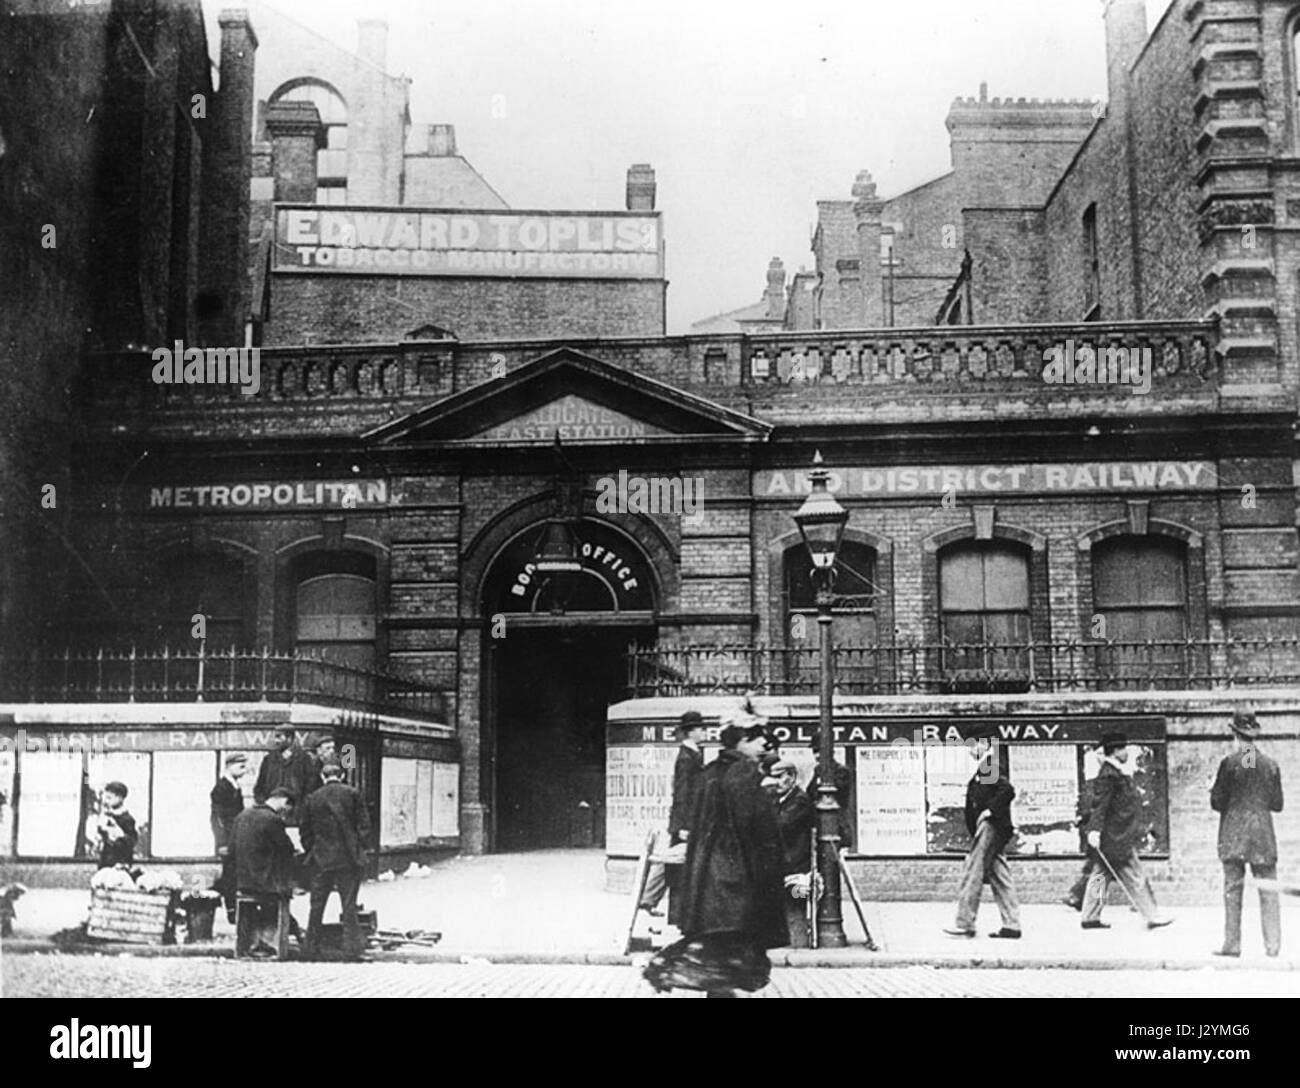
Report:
765,258,786,320
1102,0,1147,117
626,163,656,211
265,101,326,204
428,124,457,157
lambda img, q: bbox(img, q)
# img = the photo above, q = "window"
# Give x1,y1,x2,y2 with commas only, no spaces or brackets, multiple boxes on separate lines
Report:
294,554,376,669
156,552,250,650
1092,537,1188,685
1083,203,1100,319
784,541,878,691
939,543,1031,687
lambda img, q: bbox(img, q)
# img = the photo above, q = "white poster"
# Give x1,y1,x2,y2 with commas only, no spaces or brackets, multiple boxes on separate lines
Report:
381,757,417,846
16,751,82,857
415,760,435,839
0,749,15,857
604,745,678,855
431,762,459,838
924,743,976,853
856,746,926,855
151,751,219,857
1011,744,1079,854
86,752,153,858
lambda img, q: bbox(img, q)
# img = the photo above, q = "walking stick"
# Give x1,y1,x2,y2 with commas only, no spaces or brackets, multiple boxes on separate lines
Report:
1090,843,1143,912
837,848,877,951
807,826,817,949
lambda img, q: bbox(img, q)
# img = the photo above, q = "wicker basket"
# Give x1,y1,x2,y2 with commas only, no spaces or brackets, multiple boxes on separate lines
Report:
87,887,177,944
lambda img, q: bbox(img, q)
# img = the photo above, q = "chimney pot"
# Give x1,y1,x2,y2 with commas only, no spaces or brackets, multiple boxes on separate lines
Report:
626,163,656,211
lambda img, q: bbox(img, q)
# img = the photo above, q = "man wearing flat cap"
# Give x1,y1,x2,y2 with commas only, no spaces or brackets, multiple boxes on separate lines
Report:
1081,731,1172,930
1210,710,1283,957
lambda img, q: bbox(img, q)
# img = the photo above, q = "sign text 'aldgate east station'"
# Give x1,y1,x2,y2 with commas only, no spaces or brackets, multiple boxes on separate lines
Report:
275,207,663,279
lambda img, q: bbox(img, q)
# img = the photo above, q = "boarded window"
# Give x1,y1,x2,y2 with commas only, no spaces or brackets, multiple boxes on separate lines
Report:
294,555,376,669
1092,537,1188,684
939,543,1031,685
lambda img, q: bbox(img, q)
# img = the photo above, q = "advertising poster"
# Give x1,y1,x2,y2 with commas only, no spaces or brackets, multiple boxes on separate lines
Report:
431,762,460,838
151,751,218,857
0,749,14,857
85,752,153,858
16,751,82,857
604,745,678,855
381,757,418,847
924,743,975,854
1009,744,1079,854
856,746,926,855
415,760,435,839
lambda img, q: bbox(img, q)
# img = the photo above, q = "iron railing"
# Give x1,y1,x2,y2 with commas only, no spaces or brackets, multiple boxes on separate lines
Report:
626,638,1300,698
0,645,450,724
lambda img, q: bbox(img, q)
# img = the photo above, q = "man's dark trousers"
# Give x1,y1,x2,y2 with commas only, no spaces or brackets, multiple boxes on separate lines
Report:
1222,859,1280,956
306,865,363,958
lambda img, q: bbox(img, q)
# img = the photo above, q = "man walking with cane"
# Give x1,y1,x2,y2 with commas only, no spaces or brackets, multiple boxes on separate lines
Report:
1081,731,1173,931
1211,710,1283,958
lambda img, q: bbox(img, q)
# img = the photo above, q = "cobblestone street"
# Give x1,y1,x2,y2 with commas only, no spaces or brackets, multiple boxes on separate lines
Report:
5,955,1300,999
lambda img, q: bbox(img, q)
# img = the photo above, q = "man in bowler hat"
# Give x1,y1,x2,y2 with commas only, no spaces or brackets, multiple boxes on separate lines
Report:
1211,710,1283,957
944,723,1021,939
1081,731,1172,930
639,711,707,917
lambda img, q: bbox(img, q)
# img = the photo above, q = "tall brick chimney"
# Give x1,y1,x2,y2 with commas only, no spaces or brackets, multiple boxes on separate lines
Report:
764,258,786,320
265,101,325,204
1102,0,1147,117
626,163,656,211
198,9,257,346
852,170,884,327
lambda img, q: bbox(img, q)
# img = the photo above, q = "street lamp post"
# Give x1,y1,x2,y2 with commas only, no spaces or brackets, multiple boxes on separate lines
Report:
792,451,850,949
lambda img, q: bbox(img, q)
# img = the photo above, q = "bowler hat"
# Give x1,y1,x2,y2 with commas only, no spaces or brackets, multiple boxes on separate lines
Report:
676,711,705,737
1098,730,1127,751
1230,710,1261,739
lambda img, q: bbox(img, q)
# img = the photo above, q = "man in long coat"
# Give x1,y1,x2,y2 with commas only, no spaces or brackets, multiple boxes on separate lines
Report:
232,789,296,899
646,723,789,995
300,762,371,960
639,712,706,920
254,726,321,822
944,724,1021,939
1211,710,1283,957
769,759,815,947
210,753,247,922
1081,731,1172,930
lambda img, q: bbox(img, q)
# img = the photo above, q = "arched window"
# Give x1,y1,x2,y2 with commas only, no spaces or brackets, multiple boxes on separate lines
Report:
939,542,1031,687
268,80,348,204
294,554,376,668
155,552,251,650
1092,536,1188,684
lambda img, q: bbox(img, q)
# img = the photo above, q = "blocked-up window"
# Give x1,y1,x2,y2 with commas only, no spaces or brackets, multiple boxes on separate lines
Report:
295,557,377,669
1092,537,1188,684
784,541,878,690
157,552,250,650
940,543,1031,684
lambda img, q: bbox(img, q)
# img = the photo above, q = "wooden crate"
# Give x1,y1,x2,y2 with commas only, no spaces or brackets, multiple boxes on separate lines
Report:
87,887,176,944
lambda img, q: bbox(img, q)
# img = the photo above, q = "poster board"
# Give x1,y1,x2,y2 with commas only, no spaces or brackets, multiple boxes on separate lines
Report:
1082,744,1169,854
855,746,926,855
431,762,460,837
151,751,218,857
86,752,153,858
0,749,14,857
381,757,418,847
604,745,679,855
1008,744,1079,854
924,744,974,854
415,760,435,839
16,751,82,857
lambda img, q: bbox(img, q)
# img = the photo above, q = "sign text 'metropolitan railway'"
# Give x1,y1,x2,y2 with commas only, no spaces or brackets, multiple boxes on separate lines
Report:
147,480,388,511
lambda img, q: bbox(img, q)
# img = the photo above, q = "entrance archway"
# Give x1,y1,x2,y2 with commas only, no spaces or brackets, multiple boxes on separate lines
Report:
481,519,657,852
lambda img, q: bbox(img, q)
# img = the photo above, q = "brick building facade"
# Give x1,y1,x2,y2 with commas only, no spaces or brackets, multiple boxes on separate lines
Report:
2,1,1298,905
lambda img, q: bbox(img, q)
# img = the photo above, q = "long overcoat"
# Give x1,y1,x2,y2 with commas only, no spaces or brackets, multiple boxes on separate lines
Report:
1086,761,1147,856
1211,748,1283,866
667,744,705,844
677,749,788,949
231,803,295,896
300,781,370,872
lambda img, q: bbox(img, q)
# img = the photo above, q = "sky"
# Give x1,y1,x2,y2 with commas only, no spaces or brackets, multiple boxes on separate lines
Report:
216,0,1176,333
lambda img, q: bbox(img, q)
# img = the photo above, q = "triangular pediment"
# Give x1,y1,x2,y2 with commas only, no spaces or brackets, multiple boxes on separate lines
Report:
364,347,772,446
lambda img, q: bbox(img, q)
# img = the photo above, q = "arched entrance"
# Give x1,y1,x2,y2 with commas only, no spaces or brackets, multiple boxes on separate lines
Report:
481,518,657,851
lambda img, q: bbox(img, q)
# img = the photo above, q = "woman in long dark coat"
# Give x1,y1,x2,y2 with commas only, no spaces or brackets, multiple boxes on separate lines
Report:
644,723,788,996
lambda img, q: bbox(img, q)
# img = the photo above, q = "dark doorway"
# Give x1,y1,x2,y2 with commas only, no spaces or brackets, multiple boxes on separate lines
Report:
493,625,651,851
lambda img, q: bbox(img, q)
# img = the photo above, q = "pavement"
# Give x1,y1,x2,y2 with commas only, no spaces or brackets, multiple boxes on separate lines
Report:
3,849,1298,971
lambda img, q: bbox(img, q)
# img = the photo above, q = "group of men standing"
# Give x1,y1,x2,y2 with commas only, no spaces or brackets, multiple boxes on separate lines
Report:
947,710,1284,959
209,726,371,960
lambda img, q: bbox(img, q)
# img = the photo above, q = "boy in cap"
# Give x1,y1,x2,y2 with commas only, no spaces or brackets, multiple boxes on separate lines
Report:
211,753,248,922
944,724,1021,939
95,781,138,870
1210,710,1283,957
1081,731,1172,930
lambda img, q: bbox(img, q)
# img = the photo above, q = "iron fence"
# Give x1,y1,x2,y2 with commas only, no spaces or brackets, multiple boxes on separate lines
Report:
0,645,450,724
626,638,1300,698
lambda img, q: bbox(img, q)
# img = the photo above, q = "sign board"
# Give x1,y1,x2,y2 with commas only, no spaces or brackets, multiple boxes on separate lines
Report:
755,462,1217,499
380,757,418,847
431,762,460,838
16,751,81,857
855,746,927,855
145,480,388,513
472,396,670,444
150,751,218,857
605,744,679,855
1010,744,1081,854
275,206,664,279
